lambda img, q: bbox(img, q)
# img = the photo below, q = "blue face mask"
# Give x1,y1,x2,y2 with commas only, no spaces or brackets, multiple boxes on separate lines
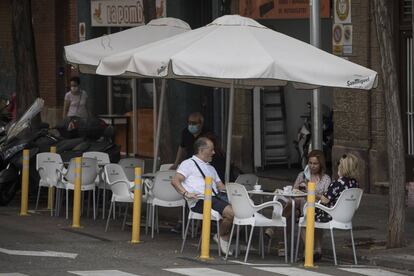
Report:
188,124,200,134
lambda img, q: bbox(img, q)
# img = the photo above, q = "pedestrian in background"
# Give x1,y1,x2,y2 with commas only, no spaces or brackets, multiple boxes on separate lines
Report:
63,76,88,120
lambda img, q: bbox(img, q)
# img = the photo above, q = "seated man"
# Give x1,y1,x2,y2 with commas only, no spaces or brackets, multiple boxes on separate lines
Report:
171,137,234,255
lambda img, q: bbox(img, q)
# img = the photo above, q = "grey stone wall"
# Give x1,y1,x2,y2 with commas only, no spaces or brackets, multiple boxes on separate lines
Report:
332,0,388,193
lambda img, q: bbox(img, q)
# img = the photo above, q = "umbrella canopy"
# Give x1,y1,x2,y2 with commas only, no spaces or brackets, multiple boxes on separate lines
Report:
96,15,377,90
64,17,191,74
96,15,378,182
64,17,190,160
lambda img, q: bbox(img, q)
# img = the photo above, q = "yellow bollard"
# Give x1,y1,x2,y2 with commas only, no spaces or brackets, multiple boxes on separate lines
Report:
72,157,82,228
19,149,30,216
200,176,213,260
304,181,316,268
131,167,142,244
47,146,57,210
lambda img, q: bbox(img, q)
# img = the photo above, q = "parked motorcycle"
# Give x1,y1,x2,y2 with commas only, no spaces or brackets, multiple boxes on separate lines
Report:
0,99,11,136
0,98,45,205
0,99,121,206
294,102,333,169
55,116,121,163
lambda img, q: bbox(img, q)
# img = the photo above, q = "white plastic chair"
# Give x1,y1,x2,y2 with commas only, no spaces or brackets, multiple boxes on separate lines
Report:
235,174,258,191
180,199,223,256
235,174,259,242
225,183,287,263
35,152,64,216
104,163,135,232
82,151,110,219
118,158,153,235
149,170,186,239
118,158,145,182
159,163,174,171
295,188,363,265
56,157,98,219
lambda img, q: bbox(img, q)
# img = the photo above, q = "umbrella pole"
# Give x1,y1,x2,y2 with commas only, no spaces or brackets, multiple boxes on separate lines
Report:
153,79,166,173
225,81,235,183
107,76,113,115
310,0,322,150
153,79,157,167
132,79,137,156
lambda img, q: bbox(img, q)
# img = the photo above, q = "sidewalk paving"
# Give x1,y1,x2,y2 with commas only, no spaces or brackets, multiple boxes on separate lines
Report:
3,173,414,274
257,170,414,273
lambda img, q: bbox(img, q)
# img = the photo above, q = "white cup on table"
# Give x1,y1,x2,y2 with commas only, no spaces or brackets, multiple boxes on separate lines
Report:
254,184,262,191
283,185,292,193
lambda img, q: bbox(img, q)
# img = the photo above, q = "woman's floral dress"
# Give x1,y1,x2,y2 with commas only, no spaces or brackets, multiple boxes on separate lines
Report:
315,176,359,222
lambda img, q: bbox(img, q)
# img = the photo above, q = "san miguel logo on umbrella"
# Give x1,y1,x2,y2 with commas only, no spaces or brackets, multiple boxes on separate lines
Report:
347,76,371,88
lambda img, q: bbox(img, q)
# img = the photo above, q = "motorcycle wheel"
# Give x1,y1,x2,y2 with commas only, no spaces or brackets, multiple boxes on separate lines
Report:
0,179,19,206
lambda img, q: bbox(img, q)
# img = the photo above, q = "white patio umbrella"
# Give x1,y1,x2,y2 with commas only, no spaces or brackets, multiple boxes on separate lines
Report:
64,17,191,73
64,17,190,158
96,15,378,181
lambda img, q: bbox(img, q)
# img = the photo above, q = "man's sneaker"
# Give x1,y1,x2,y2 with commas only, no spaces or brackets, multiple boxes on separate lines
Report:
213,234,233,256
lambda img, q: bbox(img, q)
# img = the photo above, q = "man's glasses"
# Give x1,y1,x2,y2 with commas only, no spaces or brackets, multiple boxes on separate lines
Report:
337,154,347,165
188,121,200,125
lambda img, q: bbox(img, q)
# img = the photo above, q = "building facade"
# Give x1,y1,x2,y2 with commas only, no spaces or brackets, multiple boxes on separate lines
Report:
0,1,411,192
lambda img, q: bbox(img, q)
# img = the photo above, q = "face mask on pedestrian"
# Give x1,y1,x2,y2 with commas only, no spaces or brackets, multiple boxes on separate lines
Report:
188,124,200,134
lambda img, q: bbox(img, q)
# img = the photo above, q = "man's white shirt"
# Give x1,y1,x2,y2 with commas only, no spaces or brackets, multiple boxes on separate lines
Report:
177,155,221,208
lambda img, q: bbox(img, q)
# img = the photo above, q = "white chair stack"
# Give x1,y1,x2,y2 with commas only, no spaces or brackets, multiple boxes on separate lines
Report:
35,152,64,216
225,183,287,263
295,188,363,265
56,157,98,219
104,163,135,232
82,151,110,219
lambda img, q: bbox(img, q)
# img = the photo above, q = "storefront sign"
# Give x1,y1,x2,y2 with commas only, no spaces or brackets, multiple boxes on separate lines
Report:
334,0,351,24
91,0,144,27
239,0,330,19
332,23,344,55
343,24,353,55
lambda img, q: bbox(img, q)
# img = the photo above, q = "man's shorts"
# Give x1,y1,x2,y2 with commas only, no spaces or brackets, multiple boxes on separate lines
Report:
191,197,229,215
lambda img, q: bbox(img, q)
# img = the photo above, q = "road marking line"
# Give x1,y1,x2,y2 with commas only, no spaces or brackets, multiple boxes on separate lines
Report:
69,270,140,276
339,267,408,276
253,267,331,276
229,260,289,266
164,268,241,276
0,274,29,276
0,247,77,259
